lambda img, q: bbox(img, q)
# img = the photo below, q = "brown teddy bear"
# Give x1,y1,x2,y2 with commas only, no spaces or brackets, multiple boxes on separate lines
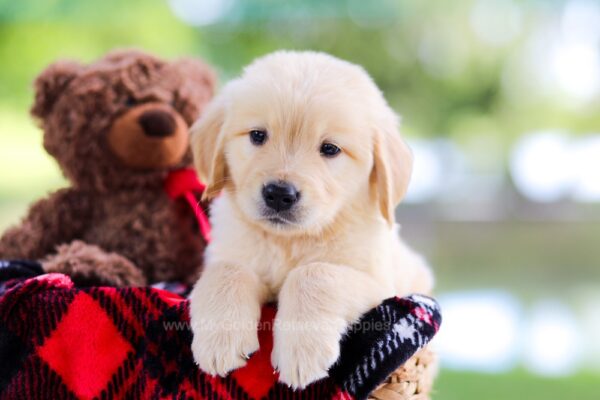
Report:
0,49,215,287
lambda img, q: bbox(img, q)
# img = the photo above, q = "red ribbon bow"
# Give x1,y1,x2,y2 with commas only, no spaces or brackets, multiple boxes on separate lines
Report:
164,168,211,243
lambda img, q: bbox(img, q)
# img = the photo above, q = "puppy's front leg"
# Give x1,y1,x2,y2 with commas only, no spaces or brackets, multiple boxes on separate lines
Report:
190,264,267,376
272,262,385,389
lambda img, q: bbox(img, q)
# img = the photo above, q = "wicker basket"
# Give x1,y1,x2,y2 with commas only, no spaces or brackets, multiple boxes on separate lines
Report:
368,347,437,400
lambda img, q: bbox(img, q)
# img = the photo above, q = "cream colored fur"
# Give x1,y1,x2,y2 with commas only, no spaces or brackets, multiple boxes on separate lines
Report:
189,51,433,389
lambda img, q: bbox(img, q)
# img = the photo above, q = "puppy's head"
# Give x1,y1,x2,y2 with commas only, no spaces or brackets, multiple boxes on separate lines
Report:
191,51,412,235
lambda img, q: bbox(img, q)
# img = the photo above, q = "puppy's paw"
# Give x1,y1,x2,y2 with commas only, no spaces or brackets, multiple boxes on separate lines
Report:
272,319,341,389
191,322,259,377
189,264,265,377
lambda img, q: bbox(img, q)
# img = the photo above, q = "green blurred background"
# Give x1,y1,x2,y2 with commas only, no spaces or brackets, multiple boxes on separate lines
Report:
1,1,599,398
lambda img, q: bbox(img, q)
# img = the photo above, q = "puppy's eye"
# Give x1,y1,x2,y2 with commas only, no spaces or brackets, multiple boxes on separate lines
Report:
249,129,268,146
320,142,341,158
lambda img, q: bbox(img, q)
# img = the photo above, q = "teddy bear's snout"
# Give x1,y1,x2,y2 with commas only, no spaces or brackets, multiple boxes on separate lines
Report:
138,109,176,138
107,102,190,170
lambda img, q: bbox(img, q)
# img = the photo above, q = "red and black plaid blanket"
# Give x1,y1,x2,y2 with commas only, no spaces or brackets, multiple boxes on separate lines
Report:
0,260,441,400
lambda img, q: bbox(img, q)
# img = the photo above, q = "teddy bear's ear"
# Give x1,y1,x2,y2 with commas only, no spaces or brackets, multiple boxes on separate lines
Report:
172,58,217,97
31,60,82,119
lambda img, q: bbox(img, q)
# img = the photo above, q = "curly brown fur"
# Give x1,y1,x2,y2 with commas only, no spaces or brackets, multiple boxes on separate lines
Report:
43,241,146,287
0,49,215,286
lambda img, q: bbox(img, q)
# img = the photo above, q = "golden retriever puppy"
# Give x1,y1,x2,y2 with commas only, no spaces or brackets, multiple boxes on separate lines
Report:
189,50,433,389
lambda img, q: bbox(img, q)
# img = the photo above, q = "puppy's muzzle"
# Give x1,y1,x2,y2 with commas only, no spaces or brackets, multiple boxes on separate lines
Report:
262,181,300,212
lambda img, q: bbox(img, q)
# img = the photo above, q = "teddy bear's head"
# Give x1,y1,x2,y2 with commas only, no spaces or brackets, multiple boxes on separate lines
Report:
31,49,215,190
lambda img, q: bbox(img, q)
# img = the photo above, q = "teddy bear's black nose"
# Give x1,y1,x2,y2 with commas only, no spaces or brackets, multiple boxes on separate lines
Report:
138,110,176,138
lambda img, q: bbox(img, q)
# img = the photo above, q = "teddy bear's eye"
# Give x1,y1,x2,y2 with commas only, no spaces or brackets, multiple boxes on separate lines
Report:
125,96,137,107
170,94,180,108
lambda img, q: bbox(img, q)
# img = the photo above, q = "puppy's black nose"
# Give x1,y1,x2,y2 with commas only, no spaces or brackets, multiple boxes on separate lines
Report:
138,110,176,138
262,181,300,212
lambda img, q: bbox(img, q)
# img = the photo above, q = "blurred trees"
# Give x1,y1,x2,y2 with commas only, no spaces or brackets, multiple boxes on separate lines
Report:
1,0,599,142
1,0,599,213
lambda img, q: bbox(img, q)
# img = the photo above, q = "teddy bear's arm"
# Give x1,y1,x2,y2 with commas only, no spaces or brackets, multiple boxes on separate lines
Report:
0,189,92,260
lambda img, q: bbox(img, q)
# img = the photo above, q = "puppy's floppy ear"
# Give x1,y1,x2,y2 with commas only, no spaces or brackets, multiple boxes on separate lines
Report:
190,95,228,200
372,107,413,225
